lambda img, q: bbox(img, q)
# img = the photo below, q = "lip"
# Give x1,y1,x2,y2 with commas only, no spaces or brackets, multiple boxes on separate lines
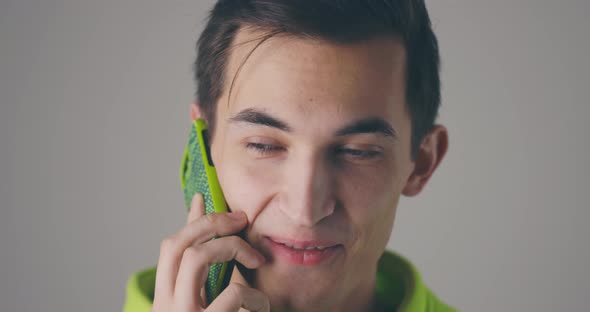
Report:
265,236,342,266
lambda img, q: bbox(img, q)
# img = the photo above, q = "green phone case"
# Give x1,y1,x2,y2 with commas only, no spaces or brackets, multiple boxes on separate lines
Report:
180,118,234,304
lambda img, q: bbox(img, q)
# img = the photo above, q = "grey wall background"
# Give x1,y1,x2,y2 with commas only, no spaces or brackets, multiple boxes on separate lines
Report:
1,0,589,311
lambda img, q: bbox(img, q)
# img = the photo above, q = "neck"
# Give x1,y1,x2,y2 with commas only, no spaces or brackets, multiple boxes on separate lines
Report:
230,263,379,312
330,266,377,312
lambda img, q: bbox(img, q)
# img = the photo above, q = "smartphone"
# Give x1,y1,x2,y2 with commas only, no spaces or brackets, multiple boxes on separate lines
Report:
180,118,234,304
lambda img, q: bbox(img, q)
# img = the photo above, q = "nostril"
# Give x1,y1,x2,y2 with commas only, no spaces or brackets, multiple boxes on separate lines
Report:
278,196,336,227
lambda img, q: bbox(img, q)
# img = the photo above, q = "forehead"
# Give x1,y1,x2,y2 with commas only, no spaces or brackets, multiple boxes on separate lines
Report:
217,27,408,134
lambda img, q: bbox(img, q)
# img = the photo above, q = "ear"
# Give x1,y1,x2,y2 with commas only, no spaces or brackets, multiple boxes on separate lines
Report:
190,102,203,121
402,124,449,197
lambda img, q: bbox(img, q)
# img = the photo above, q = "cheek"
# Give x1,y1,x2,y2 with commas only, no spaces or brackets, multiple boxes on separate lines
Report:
216,154,280,222
341,162,401,255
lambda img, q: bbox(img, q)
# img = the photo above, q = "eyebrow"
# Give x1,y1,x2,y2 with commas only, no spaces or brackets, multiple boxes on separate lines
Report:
334,117,397,140
229,108,292,132
228,108,397,141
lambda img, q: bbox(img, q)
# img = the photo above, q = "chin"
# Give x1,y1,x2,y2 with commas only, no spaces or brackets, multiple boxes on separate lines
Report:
253,262,346,311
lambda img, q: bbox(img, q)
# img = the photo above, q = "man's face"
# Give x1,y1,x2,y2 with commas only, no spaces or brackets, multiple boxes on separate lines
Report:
208,29,414,310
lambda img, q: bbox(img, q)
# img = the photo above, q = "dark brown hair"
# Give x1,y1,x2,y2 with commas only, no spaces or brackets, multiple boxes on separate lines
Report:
194,0,441,160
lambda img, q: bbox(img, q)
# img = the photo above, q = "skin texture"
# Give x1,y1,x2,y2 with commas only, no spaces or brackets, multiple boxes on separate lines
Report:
189,28,448,312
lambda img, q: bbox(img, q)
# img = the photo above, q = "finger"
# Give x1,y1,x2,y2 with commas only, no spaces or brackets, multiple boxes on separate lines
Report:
174,237,265,308
182,211,248,246
199,235,265,270
154,212,248,299
206,283,270,312
187,193,205,225
200,285,208,308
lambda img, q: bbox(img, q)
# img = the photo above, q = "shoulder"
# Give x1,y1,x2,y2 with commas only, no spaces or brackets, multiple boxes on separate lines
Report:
123,266,156,312
377,250,457,312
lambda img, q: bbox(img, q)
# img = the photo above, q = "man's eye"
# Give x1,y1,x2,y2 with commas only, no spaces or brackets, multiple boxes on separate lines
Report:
245,143,382,160
245,143,284,155
337,148,382,160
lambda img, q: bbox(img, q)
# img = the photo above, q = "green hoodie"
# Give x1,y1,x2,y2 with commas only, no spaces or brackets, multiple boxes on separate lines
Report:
123,250,455,312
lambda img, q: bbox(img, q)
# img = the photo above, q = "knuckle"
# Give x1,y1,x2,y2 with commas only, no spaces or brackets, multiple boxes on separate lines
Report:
202,213,226,235
203,213,218,224
226,283,245,298
227,235,246,248
181,247,209,268
159,236,176,253
226,235,242,245
182,246,201,262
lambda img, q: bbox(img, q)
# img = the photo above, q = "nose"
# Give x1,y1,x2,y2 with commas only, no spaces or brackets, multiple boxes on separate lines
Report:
280,150,336,227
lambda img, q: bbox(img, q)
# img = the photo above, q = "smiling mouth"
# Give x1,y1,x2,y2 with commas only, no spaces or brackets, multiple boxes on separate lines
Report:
278,243,330,251
265,237,342,266
267,237,339,249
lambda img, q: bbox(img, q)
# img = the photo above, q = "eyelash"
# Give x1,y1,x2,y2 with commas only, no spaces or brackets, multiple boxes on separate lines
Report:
245,143,382,160
246,143,284,154
339,148,381,159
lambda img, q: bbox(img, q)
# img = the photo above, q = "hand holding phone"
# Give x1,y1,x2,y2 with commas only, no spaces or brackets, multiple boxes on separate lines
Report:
180,118,234,303
150,119,268,311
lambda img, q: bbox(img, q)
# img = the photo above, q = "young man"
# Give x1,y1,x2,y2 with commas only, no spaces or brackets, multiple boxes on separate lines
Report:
124,1,452,311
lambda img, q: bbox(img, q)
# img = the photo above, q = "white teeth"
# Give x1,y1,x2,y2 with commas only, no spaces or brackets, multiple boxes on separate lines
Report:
281,243,328,250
